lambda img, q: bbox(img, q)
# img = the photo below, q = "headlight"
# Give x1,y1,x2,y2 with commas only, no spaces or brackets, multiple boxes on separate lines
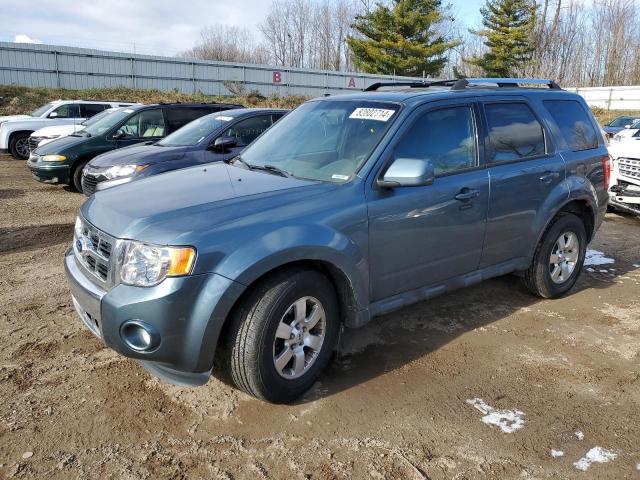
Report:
42,154,66,162
119,240,195,287
103,164,148,180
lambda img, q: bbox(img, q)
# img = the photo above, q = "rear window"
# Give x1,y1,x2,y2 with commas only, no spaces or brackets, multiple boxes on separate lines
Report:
543,100,598,151
484,103,546,162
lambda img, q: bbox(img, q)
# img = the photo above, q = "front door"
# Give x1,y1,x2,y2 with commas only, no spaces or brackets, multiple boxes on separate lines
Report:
367,103,489,301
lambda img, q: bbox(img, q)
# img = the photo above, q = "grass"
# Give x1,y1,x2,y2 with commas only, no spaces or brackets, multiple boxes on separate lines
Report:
2,84,639,125
0,85,307,116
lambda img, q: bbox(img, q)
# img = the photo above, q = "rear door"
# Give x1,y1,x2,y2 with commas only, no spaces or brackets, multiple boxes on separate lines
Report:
478,98,565,268
366,100,489,301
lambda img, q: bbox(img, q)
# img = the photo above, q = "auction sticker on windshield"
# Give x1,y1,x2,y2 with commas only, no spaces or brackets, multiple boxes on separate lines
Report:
349,108,396,122
215,116,233,121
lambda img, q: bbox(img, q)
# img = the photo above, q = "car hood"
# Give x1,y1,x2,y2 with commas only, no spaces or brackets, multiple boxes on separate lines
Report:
33,133,91,154
32,124,84,137
0,114,30,124
82,162,337,245
609,139,640,159
89,143,186,167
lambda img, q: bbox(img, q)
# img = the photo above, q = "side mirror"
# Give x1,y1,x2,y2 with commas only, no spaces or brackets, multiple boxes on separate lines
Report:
48,111,58,118
210,136,237,152
377,157,435,188
112,130,126,139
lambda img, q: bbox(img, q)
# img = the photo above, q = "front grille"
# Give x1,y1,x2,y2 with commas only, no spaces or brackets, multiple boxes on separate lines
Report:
28,137,41,152
74,218,117,285
82,173,99,196
619,157,640,180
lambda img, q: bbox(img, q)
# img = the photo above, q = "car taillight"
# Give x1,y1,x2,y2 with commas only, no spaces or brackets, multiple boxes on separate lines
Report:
602,154,611,190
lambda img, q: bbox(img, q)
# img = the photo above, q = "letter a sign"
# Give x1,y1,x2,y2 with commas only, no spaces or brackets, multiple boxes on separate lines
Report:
347,77,356,88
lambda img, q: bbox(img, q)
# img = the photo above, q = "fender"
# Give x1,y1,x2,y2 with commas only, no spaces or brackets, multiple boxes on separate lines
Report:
529,174,597,258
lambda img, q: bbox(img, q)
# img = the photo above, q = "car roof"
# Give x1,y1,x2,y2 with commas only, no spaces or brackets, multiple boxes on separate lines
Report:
48,99,136,105
315,78,581,107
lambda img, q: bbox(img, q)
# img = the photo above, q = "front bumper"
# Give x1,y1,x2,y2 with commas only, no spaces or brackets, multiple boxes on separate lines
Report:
27,158,71,184
64,248,242,384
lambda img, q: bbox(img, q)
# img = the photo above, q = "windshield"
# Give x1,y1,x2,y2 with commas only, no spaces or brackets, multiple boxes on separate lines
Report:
81,109,115,126
158,113,232,147
31,103,55,117
82,108,137,136
609,116,637,127
238,100,400,182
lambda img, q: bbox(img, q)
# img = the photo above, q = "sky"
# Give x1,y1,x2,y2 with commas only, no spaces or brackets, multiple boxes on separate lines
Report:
0,0,487,57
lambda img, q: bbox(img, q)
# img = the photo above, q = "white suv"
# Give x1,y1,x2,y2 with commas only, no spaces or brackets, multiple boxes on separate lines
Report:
0,100,136,159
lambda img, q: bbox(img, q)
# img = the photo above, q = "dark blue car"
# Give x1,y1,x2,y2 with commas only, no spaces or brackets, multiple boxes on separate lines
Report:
82,108,288,195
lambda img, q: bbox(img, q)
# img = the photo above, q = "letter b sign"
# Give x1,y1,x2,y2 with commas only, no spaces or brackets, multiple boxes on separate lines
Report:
273,71,282,83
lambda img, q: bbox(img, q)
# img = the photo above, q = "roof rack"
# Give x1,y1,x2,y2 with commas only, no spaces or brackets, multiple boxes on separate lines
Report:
364,79,458,91
451,78,562,90
364,77,562,92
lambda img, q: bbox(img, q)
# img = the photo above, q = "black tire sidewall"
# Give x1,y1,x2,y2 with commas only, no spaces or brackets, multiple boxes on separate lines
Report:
10,133,30,160
72,161,87,192
536,215,587,297
255,271,339,402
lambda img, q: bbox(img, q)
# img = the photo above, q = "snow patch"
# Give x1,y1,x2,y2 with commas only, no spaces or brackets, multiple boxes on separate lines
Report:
575,431,585,440
633,264,640,268
573,446,617,471
584,249,615,266
465,398,525,433
551,449,564,458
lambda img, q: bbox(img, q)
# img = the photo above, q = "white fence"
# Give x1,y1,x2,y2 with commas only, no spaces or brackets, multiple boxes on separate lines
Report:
0,41,420,97
568,86,640,110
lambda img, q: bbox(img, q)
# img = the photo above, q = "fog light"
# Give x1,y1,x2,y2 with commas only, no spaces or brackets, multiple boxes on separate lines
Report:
120,320,160,352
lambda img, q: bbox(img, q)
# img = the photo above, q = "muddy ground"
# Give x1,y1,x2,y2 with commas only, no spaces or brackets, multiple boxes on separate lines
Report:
0,153,638,479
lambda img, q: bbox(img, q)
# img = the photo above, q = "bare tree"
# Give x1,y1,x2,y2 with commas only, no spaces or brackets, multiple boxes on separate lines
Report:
180,24,270,64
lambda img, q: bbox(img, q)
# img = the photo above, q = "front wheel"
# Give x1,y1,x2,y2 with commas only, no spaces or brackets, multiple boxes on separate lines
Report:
9,133,31,160
71,161,87,193
523,213,587,298
225,268,339,403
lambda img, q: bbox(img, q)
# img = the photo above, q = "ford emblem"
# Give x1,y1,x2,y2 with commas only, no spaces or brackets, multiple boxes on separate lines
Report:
76,238,83,252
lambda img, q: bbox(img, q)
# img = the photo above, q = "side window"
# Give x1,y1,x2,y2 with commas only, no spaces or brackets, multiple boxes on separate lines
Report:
272,113,285,123
51,104,81,119
119,109,166,138
165,108,211,132
80,104,107,118
223,115,273,147
394,105,477,176
543,100,598,151
484,102,545,162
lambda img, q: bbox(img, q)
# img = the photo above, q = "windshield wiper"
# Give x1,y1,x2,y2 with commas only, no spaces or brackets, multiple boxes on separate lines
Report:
71,131,91,137
260,164,291,178
226,156,291,178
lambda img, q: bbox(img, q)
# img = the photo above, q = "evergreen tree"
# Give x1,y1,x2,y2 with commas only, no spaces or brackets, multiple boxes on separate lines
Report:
347,0,459,77
467,0,536,77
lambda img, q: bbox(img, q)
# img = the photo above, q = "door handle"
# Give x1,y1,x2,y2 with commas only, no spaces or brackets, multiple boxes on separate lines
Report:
454,188,480,201
540,171,560,183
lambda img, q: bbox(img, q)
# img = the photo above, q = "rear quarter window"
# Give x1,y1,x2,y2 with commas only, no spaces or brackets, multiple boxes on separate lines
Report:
543,100,598,151
484,102,546,162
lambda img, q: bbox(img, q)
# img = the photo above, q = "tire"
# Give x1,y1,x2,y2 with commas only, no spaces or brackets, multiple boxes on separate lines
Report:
71,161,87,193
9,133,31,160
225,268,340,403
523,213,587,299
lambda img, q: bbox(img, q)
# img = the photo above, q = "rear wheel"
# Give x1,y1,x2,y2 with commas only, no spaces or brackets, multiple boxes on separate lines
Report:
225,268,339,403
523,213,587,298
71,161,87,193
9,133,30,160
